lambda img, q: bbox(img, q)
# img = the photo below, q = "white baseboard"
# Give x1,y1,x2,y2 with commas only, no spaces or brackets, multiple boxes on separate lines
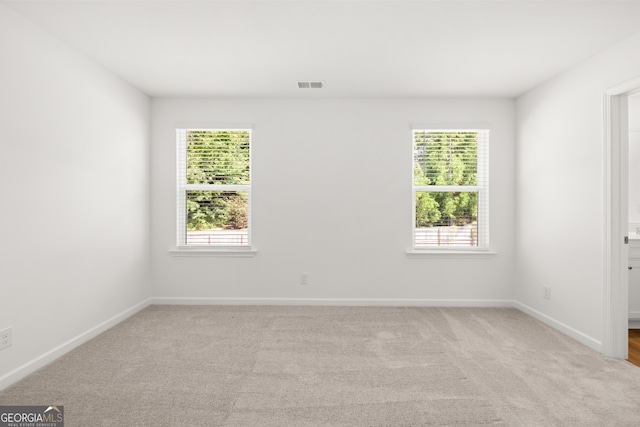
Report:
0,298,151,391
151,297,514,307
629,319,640,329
513,301,603,353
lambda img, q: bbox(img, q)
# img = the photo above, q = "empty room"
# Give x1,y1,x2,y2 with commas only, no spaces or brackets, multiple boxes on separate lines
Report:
3,0,640,425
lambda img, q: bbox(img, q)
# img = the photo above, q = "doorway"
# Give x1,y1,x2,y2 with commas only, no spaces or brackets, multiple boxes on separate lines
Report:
627,93,640,365
604,76,640,359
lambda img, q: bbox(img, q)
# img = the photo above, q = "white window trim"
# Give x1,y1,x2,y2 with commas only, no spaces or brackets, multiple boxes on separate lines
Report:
405,249,497,259
173,125,255,256
169,248,257,257
409,126,492,256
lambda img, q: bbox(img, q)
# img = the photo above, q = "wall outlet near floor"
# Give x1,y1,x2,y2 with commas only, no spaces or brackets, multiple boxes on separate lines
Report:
300,273,309,285
0,327,13,351
543,286,551,300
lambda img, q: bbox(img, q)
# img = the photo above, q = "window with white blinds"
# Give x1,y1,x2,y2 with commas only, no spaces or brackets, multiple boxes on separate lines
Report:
176,128,251,247
412,129,489,249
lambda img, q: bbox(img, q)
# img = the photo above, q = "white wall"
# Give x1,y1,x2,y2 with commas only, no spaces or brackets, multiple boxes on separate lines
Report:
151,98,515,304
0,4,151,387
515,32,640,350
628,94,640,227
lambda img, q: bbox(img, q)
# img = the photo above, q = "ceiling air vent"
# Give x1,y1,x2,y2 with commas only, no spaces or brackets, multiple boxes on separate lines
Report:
298,81,324,89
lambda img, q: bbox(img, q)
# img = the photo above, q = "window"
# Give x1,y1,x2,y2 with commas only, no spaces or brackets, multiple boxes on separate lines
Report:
176,128,251,248
412,128,489,249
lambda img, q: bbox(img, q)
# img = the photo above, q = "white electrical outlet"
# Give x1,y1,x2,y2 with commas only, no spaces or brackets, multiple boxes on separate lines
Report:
300,273,309,285
0,327,13,351
543,286,551,300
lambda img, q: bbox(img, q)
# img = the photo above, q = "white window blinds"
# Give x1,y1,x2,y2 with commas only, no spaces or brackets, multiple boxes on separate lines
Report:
412,129,489,248
176,128,251,247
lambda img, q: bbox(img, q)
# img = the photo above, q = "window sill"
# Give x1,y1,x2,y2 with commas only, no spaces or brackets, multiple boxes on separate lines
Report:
170,247,257,257
406,249,497,259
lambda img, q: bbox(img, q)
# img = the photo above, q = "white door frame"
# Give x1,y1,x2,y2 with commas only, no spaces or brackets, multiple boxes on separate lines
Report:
603,75,640,358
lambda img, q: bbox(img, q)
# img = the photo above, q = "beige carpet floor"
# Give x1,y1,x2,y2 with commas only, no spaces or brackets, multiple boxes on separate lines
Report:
2,306,640,426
